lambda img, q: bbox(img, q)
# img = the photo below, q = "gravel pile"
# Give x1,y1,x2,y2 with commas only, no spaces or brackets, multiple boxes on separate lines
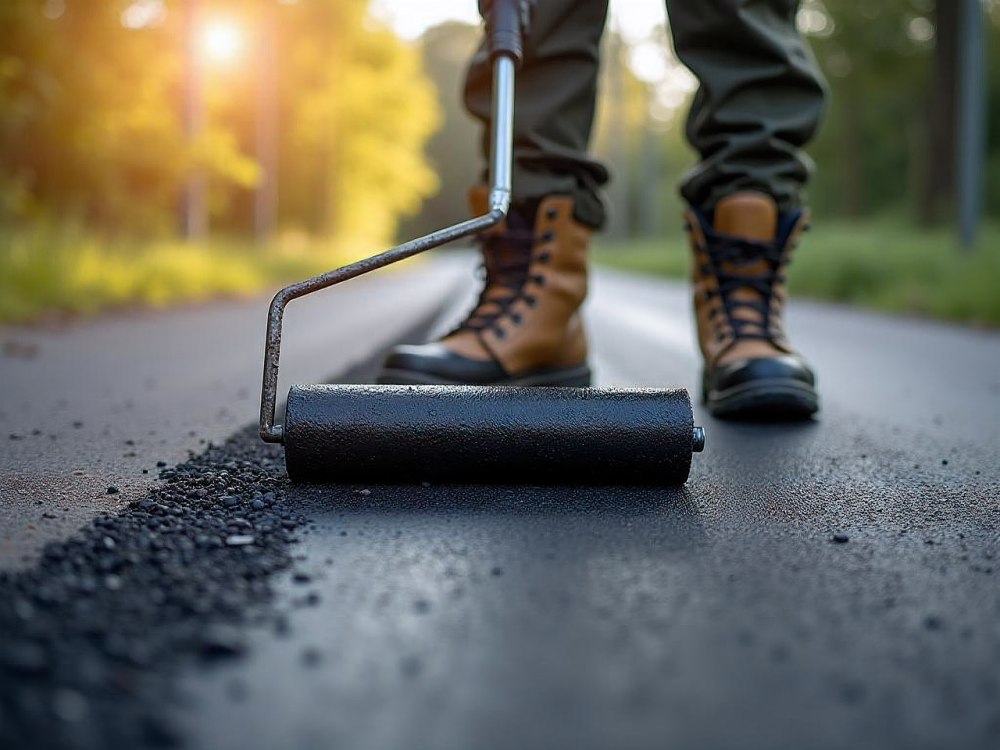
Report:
0,426,304,749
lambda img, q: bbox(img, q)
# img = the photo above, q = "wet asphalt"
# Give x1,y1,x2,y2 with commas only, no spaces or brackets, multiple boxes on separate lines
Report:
2,256,999,749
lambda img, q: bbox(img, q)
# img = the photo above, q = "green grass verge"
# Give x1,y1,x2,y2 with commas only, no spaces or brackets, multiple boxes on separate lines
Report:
594,218,1000,327
5,219,997,327
0,224,379,324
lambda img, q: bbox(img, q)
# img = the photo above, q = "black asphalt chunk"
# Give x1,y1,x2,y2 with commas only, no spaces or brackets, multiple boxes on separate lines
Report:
198,625,247,661
0,425,301,750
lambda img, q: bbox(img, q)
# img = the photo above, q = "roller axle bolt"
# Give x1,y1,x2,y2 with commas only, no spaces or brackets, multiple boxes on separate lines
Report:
692,426,706,452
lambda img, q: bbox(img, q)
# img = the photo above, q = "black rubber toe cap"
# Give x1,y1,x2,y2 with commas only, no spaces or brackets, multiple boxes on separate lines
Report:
705,354,819,420
378,343,506,385
712,354,815,393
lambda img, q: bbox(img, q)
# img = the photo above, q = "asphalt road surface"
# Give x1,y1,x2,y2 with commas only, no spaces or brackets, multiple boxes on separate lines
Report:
1,253,998,750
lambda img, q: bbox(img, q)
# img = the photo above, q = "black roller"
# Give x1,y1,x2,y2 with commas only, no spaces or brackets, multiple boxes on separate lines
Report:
283,385,699,485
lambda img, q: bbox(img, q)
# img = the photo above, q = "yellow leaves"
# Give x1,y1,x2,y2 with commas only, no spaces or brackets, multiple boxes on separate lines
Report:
0,54,25,82
324,24,442,244
189,129,260,189
2,0,443,256
0,224,363,323
273,1,442,243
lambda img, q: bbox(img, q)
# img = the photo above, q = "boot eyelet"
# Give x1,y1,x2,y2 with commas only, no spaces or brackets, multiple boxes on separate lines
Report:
532,274,545,286
494,327,506,339
511,313,522,324
536,251,551,263
539,230,554,242
526,296,537,307
546,206,558,219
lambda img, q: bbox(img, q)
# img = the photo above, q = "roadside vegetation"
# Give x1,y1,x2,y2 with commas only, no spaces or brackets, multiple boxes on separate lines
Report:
0,225,368,323
594,218,1000,327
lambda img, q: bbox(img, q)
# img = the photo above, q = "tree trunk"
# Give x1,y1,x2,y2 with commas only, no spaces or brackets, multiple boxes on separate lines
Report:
920,1,959,224
841,76,862,218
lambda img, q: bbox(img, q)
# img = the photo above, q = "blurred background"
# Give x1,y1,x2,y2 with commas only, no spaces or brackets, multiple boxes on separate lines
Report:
1,0,997,325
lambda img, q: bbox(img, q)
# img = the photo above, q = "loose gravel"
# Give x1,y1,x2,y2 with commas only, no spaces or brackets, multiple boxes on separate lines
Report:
0,426,303,750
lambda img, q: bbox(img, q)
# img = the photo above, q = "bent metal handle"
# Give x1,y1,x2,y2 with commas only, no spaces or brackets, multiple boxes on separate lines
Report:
259,48,519,444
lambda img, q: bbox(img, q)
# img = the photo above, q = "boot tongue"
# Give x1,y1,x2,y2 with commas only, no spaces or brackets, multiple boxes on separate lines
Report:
466,185,535,320
712,192,778,339
482,204,533,295
713,192,777,241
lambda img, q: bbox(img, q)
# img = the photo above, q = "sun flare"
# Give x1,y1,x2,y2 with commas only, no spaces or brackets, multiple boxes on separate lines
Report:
199,18,243,64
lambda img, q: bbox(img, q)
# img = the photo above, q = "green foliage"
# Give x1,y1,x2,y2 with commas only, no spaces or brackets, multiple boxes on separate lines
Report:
396,22,482,241
0,1,212,232
0,221,361,323
593,218,1000,326
0,0,440,246
801,1,1000,220
275,0,439,244
802,0,933,217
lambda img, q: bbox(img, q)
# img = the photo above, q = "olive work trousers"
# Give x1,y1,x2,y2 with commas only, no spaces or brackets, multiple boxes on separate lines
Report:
464,0,827,229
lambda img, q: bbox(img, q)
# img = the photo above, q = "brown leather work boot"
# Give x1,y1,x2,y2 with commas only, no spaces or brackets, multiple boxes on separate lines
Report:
378,187,591,386
687,191,819,419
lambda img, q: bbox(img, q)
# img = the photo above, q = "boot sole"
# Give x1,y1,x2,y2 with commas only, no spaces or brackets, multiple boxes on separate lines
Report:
377,364,592,388
705,378,819,421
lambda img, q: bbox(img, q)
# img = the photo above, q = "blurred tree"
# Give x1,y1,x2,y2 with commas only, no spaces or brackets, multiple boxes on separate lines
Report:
0,1,255,234
592,25,694,239
273,0,439,245
926,0,958,222
802,0,938,218
803,0,999,223
0,2,55,220
987,1,1000,218
395,22,481,242
0,0,440,249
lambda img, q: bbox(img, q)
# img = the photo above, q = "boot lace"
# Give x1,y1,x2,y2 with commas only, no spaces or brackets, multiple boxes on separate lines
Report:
451,228,541,336
701,227,787,342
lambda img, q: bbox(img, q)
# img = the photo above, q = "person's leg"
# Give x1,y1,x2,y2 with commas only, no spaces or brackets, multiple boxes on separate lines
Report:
666,0,826,213
666,0,826,419
465,0,611,229
379,0,610,387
